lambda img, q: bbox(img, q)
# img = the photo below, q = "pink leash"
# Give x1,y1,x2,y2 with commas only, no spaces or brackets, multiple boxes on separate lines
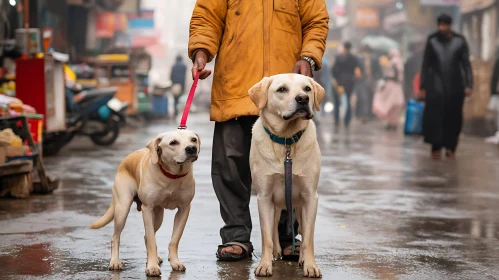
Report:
178,72,201,129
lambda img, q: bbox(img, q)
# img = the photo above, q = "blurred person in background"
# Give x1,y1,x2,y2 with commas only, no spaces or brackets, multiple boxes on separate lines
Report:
170,55,187,117
486,52,499,144
404,42,425,101
314,56,333,117
332,42,360,127
188,0,328,262
420,14,473,159
372,49,405,130
356,44,382,122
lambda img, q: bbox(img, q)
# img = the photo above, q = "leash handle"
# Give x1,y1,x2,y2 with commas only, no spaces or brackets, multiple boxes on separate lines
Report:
179,71,201,129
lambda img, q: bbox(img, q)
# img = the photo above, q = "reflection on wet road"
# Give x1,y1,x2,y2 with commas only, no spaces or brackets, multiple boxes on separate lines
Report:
1,114,498,280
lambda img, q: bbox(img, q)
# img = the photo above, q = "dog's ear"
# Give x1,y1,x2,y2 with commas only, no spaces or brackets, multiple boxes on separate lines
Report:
194,132,201,153
309,77,325,112
146,137,162,164
248,77,273,110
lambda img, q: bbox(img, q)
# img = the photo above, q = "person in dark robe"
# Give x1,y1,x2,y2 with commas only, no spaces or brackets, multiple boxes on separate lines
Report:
420,14,473,159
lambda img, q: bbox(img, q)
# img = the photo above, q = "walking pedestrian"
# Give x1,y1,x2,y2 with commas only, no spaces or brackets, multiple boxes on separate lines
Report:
420,14,473,159
170,55,187,117
486,52,499,144
314,56,333,116
372,49,405,130
188,0,328,261
356,44,382,122
332,42,360,127
404,43,424,101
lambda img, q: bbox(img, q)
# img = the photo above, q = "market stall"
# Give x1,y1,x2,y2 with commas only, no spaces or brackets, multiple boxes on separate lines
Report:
0,116,58,198
78,54,137,114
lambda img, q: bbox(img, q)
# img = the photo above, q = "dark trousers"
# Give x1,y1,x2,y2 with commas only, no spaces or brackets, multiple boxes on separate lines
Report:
211,116,297,247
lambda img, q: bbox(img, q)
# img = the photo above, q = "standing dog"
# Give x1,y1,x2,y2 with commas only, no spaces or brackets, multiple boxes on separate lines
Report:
89,130,200,276
248,74,324,278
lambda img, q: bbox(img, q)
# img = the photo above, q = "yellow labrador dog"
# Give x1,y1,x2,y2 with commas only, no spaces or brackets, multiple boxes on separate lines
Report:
89,129,200,277
249,74,324,278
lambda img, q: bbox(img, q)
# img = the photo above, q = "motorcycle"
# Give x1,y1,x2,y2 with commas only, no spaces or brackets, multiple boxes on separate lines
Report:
43,86,128,156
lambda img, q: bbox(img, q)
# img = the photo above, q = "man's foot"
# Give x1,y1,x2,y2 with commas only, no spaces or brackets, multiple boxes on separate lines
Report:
283,244,301,256
281,240,301,261
216,242,252,262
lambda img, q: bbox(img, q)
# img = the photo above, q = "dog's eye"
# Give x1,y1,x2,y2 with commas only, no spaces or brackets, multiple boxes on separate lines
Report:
169,140,179,146
191,138,197,143
304,86,312,92
277,86,287,93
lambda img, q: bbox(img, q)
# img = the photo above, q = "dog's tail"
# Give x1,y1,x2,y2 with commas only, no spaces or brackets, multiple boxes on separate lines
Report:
89,198,114,229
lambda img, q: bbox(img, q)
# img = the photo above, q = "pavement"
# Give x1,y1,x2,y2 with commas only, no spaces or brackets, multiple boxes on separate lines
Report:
1,113,499,280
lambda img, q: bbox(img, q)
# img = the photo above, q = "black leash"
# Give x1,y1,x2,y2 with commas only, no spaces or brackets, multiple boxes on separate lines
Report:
284,144,296,253
264,125,305,254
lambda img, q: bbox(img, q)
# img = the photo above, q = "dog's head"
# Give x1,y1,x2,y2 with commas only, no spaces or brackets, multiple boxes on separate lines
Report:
146,130,201,165
248,74,325,120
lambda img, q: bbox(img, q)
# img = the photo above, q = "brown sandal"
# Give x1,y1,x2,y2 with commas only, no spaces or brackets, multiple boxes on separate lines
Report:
216,242,253,262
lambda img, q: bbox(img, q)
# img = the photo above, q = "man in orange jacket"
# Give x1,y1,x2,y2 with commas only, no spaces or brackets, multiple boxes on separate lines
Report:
188,0,328,261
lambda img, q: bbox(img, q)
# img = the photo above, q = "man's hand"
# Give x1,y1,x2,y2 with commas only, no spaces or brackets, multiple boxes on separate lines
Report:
192,50,212,80
465,88,472,97
292,60,313,77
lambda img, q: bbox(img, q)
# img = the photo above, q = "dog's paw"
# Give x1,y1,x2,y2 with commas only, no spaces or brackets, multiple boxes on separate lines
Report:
108,260,123,271
273,248,282,259
255,261,273,277
303,261,322,278
158,256,164,264
145,265,161,277
170,261,186,272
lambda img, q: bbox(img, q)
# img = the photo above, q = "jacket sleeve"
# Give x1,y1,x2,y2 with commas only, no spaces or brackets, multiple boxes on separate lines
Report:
299,0,329,70
460,39,473,89
492,59,499,96
188,0,227,63
420,38,432,91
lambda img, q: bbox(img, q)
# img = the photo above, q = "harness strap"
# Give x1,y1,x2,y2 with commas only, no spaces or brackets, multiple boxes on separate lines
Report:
179,71,201,129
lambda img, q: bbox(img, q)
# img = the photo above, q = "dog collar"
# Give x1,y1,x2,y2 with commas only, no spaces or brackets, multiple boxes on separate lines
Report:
159,164,188,179
263,126,305,145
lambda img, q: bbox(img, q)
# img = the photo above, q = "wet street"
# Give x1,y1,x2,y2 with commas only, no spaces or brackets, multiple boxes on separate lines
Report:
1,113,499,280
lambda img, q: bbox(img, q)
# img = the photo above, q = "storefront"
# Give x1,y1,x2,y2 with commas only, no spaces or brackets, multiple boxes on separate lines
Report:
459,0,497,123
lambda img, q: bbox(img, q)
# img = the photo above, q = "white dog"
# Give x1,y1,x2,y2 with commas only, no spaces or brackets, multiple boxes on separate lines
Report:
89,129,200,277
249,74,324,278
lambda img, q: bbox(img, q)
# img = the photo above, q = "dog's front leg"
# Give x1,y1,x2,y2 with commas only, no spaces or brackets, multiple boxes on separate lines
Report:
142,205,161,276
272,206,282,259
255,193,275,277
300,192,321,278
168,204,190,272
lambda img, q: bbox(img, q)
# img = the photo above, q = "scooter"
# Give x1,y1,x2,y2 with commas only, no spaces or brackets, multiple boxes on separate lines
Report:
43,87,128,156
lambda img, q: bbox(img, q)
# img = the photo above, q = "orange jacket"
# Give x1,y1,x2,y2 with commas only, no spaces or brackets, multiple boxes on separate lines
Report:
189,0,329,122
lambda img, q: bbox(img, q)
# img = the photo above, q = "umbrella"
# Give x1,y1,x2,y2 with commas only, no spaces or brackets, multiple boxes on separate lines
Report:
361,36,400,52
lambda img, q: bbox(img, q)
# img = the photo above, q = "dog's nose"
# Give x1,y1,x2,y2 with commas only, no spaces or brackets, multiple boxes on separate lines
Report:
295,94,309,105
185,145,198,155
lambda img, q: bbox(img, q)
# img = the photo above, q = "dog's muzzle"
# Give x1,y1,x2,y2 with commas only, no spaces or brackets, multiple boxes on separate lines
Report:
283,105,313,120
